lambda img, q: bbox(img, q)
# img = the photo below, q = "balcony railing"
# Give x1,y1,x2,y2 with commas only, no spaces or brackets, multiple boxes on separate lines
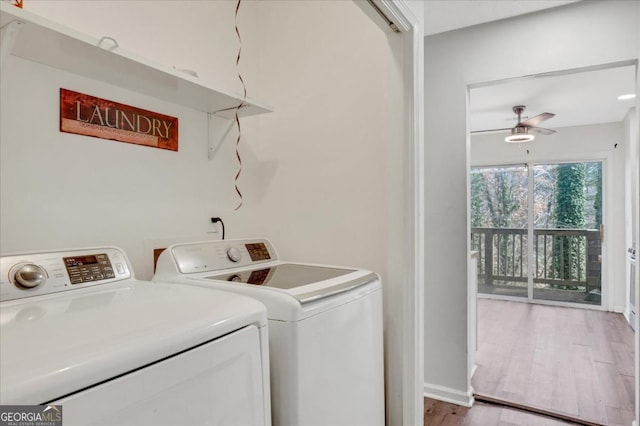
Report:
471,227,602,293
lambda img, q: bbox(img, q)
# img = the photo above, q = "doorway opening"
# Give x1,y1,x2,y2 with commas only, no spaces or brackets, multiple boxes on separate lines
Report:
468,62,637,425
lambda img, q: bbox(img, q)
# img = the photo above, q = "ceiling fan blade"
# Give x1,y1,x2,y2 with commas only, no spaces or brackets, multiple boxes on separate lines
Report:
521,112,555,127
528,127,556,135
470,128,511,134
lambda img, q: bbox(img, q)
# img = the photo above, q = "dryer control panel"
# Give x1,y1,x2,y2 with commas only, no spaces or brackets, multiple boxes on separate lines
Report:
163,239,278,274
0,247,131,302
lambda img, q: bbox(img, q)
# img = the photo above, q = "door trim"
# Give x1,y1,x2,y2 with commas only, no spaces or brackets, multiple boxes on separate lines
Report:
354,1,425,424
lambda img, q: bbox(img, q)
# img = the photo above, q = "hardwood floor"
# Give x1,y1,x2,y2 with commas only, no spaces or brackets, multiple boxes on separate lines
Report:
424,397,580,425
472,299,635,426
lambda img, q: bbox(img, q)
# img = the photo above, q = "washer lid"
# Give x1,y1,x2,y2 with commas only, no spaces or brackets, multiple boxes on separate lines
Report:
0,280,267,405
205,263,356,288
203,263,379,304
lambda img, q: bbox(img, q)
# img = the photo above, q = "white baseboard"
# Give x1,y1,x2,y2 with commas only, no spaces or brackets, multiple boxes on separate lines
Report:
424,382,474,407
612,305,625,314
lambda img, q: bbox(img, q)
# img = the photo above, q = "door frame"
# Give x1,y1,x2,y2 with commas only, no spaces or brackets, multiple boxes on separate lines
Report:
354,1,425,424
471,153,613,311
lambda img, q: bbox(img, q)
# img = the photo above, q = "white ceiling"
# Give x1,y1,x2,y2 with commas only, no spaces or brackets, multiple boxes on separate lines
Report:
421,1,637,134
470,65,637,133
423,0,579,36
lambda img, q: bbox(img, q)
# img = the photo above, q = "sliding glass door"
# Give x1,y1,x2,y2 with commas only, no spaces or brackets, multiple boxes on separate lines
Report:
471,165,529,299
532,162,603,305
471,161,603,306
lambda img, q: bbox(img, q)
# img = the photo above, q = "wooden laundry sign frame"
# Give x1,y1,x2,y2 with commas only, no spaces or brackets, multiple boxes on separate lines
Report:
60,88,178,151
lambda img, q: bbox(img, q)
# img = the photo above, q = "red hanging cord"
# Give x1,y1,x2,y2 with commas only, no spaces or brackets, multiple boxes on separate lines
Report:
233,0,246,211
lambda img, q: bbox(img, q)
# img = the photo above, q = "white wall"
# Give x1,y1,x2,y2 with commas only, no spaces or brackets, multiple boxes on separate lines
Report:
624,107,640,352
2,1,399,277
1,1,252,277
1,1,406,423
424,0,639,405
232,1,394,269
472,122,627,312
21,1,250,93
634,51,640,426
231,2,405,423
626,108,639,268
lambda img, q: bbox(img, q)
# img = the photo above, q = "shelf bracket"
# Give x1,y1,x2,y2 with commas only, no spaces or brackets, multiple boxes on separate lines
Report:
0,20,23,71
213,103,249,120
208,113,235,160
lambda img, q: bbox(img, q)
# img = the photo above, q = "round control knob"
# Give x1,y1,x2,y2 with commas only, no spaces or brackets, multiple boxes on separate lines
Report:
228,274,242,282
227,247,242,262
12,263,47,289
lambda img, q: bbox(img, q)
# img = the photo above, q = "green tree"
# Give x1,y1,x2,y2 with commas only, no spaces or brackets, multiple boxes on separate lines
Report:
483,171,525,228
479,169,527,279
553,163,586,281
592,163,602,227
470,172,486,228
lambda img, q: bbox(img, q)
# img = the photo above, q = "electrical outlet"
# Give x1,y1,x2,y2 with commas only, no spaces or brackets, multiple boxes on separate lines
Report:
208,217,219,234
208,217,225,240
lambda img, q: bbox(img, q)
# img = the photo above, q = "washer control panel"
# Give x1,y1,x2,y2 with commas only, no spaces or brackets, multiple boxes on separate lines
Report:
64,253,116,284
166,239,277,274
1,247,131,302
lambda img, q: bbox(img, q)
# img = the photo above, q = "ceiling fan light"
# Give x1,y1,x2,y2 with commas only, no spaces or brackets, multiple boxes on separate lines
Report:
505,126,535,143
505,134,535,143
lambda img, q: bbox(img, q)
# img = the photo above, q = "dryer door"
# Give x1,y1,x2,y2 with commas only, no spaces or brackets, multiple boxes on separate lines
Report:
54,325,269,426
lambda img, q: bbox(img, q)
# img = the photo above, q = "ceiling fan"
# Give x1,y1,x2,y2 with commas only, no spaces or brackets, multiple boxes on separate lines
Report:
473,105,556,143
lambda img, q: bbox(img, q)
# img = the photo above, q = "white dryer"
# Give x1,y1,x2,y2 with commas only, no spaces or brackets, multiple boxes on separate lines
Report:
0,246,271,426
153,238,384,426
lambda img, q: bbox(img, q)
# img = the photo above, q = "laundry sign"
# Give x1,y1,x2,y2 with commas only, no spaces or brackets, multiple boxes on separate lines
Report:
60,89,178,151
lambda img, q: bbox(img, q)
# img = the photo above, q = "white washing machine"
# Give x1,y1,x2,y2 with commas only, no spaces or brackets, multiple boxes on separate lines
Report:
153,238,384,426
0,246,271,426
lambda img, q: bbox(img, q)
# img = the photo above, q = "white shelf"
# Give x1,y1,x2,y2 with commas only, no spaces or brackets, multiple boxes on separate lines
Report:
0,3,273,118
